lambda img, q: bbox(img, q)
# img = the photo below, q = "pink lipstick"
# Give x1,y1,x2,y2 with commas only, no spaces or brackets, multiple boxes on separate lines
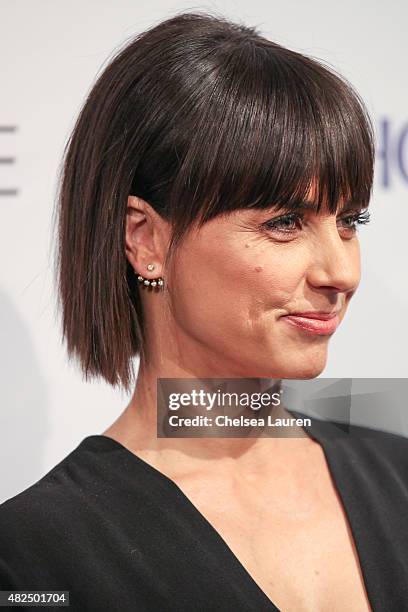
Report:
281,311,340,335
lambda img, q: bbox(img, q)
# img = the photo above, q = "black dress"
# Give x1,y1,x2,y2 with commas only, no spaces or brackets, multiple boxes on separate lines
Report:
1,411,408,611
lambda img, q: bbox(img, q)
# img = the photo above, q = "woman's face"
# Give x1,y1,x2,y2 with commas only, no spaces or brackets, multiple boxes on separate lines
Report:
166,197,362,379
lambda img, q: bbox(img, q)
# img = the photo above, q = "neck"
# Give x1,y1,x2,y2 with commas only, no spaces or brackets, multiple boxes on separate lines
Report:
103,358,313,481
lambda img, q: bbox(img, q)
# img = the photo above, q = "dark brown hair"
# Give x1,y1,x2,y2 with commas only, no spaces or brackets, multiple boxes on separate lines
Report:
53,11,375,392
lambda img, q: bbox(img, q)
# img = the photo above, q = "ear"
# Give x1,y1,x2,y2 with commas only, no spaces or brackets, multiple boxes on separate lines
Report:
125,196,166,279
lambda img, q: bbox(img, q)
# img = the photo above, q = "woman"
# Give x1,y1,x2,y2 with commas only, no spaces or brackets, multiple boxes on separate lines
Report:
1,11,408,612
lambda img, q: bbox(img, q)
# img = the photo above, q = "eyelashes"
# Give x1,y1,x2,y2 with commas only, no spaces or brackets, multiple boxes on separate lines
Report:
341,209,371,229
262,212,303,233
262,209,371,235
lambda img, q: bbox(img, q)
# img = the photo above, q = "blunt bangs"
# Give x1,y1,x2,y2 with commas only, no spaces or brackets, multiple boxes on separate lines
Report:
162,33,375,255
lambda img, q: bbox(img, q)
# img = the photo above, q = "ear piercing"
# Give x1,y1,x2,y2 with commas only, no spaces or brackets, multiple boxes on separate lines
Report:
134,264,164,289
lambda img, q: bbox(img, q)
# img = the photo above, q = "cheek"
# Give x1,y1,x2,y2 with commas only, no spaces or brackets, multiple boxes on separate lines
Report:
169,237,251,333
240,247,308,330
169,232,306,337
253,248,307,301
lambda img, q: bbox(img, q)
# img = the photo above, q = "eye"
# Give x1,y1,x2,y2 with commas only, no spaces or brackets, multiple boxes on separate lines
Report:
262,212,304,234
337,209,371,233
260,208,371,239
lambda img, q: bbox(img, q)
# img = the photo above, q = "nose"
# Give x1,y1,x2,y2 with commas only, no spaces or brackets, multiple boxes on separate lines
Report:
306,225,361,294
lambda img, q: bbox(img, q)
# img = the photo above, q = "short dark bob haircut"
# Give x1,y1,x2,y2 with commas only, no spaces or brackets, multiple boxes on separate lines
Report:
53,11,375,392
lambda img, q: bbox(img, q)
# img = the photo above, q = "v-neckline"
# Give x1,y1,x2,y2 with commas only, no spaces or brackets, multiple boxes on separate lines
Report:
83,410,375,612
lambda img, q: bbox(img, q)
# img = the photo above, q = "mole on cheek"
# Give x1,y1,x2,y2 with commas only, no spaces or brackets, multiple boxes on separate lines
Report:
255,266,263,273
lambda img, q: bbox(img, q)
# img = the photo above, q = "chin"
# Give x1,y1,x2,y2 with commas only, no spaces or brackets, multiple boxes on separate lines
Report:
259,348,328,380
236,361,326,380
227,344,328,379
284,366,325,379
280,356,328,379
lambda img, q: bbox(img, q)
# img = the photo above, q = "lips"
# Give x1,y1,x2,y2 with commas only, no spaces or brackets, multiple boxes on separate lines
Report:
287,311,338,320
281,311,340,335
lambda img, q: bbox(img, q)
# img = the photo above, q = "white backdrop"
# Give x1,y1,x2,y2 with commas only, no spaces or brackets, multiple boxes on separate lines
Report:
1,0,407,503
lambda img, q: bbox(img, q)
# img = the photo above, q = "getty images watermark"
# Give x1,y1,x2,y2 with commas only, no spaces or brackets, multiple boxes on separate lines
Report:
156,379,312,438
156,378,408,439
